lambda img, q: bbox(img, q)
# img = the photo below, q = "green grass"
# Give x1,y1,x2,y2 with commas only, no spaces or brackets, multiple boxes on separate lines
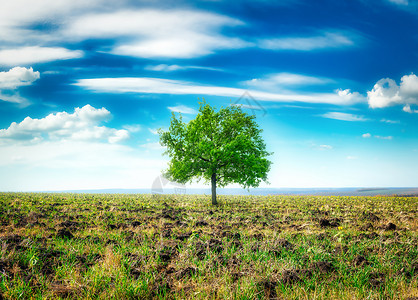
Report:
0,193,417,299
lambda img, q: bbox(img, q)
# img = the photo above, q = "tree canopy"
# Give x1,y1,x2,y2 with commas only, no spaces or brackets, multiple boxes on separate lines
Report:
159,101,272,204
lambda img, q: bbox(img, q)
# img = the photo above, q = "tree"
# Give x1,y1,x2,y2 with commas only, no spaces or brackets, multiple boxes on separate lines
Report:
158,101,272,205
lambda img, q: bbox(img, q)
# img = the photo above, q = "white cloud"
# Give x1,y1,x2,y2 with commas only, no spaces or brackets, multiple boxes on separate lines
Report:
346,156,358,160
375,135,393,140
0,47,83,66
0,104,129,144
75,77,366,106
380,118,400,124
0,91,29,105
388,0,408,5
322,112,369,122
145,64,184,72
367,74,418,111
1,3,248,61
141,142,164,150
64,9,249,59
145,64,223,72
319,144,333,150
259,32,355,51
0,67,40,89
168,105,198,114
362,133,393,140
0,0,106,42
123,124,141,133
0,67,40,105
148,128,159,135
244,72,331,89
403,104,418,113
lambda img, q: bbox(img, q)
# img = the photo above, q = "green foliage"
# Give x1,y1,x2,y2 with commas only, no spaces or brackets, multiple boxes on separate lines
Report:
159,100,272,189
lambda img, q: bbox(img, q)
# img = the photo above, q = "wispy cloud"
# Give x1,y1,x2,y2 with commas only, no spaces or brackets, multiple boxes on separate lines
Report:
387,0,408,6
321,112,369,121
375,135,393,140
122,124,141,133
319,144,333,150
141,142,164,150
0,47,83,66
244,72,332,89
362,133,393,140
168,105,198,114
259,32,355,51
380,118,400,124
145,64,223,72
64,9,249,59
148,128,159,135
75,77,365,106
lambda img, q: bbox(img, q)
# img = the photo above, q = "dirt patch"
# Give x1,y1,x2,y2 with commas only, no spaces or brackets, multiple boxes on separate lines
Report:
258,279,277,299
59,220,79,228
50,281,77,298
56,229,74,239
207,239,223,253
319,218,340,228
0,260,12,278
160,208,179,221
383,222,397,231
176,232,192,241
221,231,241,239
357,232,379,240
398,262,418,278
131,221,141,227
151,272,172,297
352,255,369,267
369,272,385,288
359,223,374,231
194,242,207,259
269,239,293,256
311,261,334,274
158,241,179,262
162,228,172,238
361,212,380,222
106,224,119,230
175,266,197,279
195,220,208,227
250,232,264,240
0,234,26,250
333,245,349,255
280,270,301,285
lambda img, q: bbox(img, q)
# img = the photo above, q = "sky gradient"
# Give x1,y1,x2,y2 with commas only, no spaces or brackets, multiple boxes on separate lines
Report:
0,0,417,191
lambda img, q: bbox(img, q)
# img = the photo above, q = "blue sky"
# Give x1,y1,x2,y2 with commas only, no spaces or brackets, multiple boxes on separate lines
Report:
0,0,417,191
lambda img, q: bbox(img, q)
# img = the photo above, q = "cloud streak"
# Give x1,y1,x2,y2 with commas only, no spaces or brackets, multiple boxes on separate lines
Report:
64,9,249,59
168,105,198,114
322,112,369,121
259,32,355,51
75,77,365,106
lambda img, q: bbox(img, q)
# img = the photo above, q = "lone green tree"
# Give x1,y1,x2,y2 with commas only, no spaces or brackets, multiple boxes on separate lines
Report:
159,101,272,205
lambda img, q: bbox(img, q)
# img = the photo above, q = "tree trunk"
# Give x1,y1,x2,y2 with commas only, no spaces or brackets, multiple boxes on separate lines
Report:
211,173,217,205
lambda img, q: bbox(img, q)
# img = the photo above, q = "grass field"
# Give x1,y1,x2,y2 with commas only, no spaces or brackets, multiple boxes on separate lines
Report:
0,193,417,299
